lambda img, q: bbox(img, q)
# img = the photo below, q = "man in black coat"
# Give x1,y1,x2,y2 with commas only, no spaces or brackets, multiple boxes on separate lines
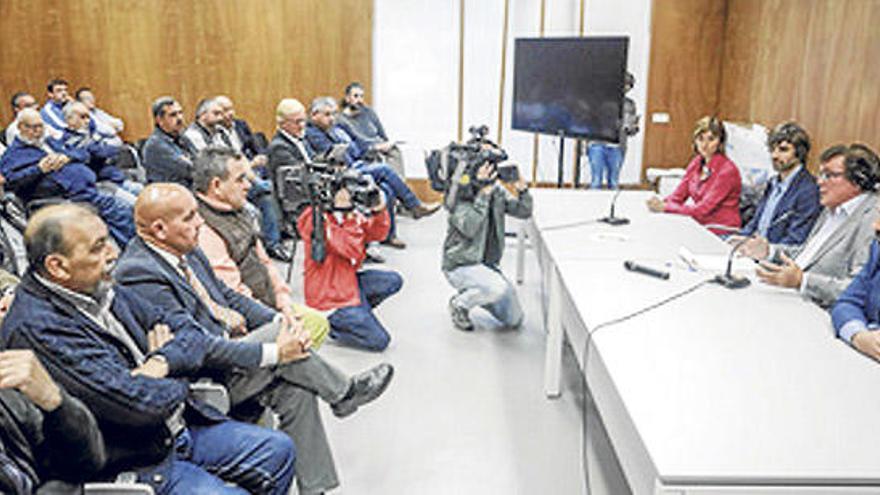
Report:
0,349,105,494
1,204,296,495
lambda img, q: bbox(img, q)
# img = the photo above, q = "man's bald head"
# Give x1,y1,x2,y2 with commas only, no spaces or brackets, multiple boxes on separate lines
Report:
135,183,204,257
135,183,191,229
25,204,115,295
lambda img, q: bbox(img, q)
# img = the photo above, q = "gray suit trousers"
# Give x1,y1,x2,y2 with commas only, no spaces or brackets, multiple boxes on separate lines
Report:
225,321,350,494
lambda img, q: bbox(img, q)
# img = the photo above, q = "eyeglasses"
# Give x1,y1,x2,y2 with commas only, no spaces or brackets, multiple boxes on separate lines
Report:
21,122,44,130
818,170,846,181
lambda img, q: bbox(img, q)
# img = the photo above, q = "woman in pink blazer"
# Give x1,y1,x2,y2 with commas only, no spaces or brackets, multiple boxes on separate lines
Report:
647,116,741,234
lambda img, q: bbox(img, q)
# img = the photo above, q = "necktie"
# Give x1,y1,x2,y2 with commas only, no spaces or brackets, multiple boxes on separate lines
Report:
178,259,245,333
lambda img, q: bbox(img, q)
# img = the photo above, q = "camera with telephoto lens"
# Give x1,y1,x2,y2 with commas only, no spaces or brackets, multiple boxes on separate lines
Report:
279,145,381,213
424,125,517,203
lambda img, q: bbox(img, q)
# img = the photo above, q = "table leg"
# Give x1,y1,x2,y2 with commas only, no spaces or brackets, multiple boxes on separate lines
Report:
516,221,527,284
544,266,563,398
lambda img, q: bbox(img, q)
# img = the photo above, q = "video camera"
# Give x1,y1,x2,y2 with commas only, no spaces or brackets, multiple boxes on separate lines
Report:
276,147,383,263
424,125,518,203
279,146,382,213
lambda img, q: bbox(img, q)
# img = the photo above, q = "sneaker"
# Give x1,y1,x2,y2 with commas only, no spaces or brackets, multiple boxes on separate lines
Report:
448,296,474,331
332,363,394,418
265,244,292,262
364,246,386,263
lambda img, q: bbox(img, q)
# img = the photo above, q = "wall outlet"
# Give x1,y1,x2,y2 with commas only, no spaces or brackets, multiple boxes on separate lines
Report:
651,112,670,124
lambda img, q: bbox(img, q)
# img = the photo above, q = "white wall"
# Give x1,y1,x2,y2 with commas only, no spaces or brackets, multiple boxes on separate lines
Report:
374,0,652,186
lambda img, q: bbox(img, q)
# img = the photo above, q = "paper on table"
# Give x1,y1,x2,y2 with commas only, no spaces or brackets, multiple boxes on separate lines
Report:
679,247,756,273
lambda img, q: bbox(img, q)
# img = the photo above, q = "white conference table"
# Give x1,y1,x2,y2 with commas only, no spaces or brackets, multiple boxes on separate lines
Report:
521,189,880,494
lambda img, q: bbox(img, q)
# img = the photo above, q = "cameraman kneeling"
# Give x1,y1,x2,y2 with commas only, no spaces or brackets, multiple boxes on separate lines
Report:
297,176,402,351
443,162,532,331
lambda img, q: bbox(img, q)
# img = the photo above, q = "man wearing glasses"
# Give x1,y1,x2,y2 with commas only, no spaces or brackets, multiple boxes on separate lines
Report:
737,144,880,308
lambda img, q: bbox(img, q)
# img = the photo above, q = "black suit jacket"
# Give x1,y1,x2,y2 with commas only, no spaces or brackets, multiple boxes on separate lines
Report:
266,131,316,216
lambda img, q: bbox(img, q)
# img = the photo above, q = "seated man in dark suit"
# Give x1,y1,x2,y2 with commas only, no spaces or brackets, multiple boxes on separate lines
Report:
0,349,105,493
1,204,296,494
732,122,820,245
305,96,439,249
115,183,393,495
142,96,197,187
0,109,135,246
266,98,315,219
216,95,266,160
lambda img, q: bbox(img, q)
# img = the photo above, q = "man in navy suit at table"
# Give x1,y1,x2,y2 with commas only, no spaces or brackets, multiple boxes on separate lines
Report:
731,121,820,246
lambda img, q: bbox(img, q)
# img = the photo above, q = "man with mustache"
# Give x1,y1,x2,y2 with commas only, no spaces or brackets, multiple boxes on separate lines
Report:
142,96,197,187
734,122,820,244
738,144,880,307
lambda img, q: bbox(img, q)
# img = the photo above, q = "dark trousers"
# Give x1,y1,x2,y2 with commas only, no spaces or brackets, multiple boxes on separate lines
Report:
328,270,403,351
355,161,418,239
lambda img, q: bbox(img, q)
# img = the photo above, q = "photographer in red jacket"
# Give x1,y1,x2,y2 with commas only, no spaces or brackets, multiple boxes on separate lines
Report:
297,172,402,351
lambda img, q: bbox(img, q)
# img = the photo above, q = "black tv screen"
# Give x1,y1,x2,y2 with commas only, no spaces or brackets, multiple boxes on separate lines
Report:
512,37,629,141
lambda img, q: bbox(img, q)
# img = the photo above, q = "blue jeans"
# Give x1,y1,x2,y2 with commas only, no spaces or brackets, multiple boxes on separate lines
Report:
588,143,624,189
328,269,403,351
137,422,295,495
354,161,419,240
69,188,135,247
445,263,524,328
248,178,283,248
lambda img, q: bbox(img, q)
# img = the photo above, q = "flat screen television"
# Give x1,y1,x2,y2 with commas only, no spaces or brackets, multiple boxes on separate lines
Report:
512,36,629,141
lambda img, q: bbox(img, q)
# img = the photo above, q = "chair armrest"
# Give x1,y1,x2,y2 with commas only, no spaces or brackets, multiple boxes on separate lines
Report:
189,379,230,414
83,482,155,495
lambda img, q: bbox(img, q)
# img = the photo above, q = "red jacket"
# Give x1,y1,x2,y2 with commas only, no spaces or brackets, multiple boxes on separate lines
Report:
664,153,742,234
297,207,391,310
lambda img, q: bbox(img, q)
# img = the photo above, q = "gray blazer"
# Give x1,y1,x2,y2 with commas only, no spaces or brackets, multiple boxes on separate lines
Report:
775,193,878,308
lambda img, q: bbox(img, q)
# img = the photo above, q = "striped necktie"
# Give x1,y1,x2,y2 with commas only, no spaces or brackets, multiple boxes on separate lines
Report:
178,259,245,333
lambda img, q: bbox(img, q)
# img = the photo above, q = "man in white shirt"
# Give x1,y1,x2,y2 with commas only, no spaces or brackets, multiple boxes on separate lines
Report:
738,144,880,307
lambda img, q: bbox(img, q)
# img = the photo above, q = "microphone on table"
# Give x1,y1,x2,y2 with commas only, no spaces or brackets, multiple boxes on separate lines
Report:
624,260,670,280
599,188,630,226
713,210,794,289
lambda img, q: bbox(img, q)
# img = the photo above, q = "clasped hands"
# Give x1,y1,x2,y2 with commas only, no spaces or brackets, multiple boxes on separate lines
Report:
277,309,312,363
37,153,70,173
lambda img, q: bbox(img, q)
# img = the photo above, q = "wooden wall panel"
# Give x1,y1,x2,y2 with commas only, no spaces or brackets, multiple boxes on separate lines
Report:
0,0,373,140
719,0,880,170
641,0,728,177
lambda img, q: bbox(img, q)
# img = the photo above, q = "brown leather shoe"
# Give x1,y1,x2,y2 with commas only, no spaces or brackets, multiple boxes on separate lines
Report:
381,237,407,249
410,202,441,219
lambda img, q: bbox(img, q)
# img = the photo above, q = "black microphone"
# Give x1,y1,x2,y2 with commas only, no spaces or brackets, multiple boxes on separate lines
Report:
713,210,794,289
599,188,630,225
624,260,670,280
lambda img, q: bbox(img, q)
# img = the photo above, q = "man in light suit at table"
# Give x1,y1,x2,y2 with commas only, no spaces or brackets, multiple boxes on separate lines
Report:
737,143,880,308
